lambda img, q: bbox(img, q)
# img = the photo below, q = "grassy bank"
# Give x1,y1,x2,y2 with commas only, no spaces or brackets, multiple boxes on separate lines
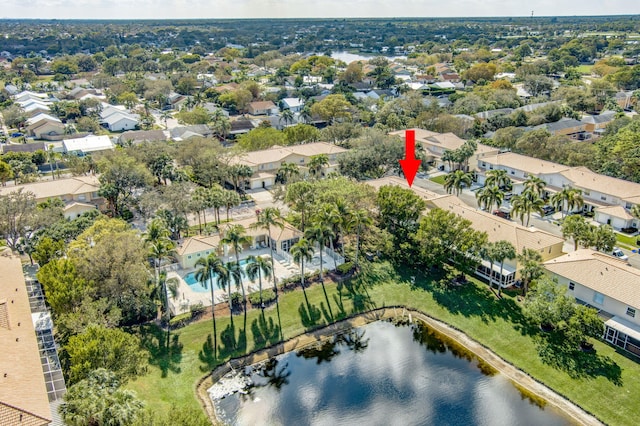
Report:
127,263,640,425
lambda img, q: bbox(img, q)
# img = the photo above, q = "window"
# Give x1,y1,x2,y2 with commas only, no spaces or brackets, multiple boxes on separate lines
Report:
593,292,605,305
481,162,486,168
568,282,575,291
627,307,636,318
510,171,515,175
600,196,607,201
188,255,192,259
626,203,632,210
583,190,590,196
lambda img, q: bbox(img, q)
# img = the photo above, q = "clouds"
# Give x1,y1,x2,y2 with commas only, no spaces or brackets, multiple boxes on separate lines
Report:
2,0,639,19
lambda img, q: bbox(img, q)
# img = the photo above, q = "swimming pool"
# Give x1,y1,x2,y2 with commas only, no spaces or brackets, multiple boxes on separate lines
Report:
184,259,252,293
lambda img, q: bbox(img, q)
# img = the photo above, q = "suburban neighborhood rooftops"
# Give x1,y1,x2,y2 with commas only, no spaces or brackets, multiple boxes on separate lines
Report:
233,142,347,167
480,152,571,175
544,249,640,308
560,167,640,202
62,135,114,153
0,254,52,425
0,176,100,201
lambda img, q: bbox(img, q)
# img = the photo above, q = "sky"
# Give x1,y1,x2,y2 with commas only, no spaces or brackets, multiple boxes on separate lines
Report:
1,0,639,20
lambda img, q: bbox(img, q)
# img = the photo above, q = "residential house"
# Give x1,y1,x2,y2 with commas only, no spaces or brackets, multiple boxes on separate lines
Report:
533,118,587,139
474,108,514,121
281,97,304,112
229,116,258,137
430,196,565,286
62,135,114,156
25,114,65,139
476,152,640,230
230,142,348,189
0,254,52,426
247,101,278,116
366,89,395,101
0,176,103,219
100,106,139,132
118,129,169,145
1,142,46,154
170,125,213,141
615,91,634,110
581,111,617,134
389,128,499,172
544,249,640,356
440,72,461,83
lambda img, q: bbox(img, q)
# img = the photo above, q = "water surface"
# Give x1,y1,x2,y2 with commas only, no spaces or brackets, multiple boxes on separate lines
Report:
215,320,573,426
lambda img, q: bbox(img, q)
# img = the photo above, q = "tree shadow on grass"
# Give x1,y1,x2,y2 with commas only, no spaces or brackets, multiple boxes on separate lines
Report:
535,335,623,385
298,302,322,328
198,334,216,373
339,279,376,315
251,312,281,348
215,322,248,361
138,324,183,378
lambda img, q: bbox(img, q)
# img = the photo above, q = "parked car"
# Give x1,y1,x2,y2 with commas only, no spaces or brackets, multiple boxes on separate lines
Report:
541,205,555,216
493,209,511,220
10,132,23,137
611,248,629,261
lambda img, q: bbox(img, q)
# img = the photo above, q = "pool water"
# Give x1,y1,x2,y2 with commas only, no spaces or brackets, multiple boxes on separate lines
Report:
184,258,252,293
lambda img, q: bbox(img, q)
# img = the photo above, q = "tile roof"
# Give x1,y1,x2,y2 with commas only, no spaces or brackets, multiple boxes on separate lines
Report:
481,152,571,175
560,167,640,202
596,205,635,220
544,249,640,309
0,176,100,201
0,255,51,424
233,142,347,167
429,197,565,253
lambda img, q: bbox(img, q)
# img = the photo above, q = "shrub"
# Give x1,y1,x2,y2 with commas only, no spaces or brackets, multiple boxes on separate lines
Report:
190,302,205,317
336,262,354,275
169,312,192,329
230,292,243,308
248,288,276,305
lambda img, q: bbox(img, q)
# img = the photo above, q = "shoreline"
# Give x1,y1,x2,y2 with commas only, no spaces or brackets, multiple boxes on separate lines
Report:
196,307,603,426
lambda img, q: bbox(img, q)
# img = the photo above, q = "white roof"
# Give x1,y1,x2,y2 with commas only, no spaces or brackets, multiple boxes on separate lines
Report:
432,82,456,89
63,135,114,153
282,97,303,108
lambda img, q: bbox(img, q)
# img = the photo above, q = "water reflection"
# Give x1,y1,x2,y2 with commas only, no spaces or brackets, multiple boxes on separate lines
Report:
215,320,573,426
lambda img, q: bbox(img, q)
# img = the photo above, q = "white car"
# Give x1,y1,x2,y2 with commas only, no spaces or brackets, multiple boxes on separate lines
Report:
612,248,629,261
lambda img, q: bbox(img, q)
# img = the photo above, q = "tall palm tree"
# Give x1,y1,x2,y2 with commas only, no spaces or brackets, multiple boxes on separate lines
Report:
485,169,512,191
522,175,546,199
334,199,352,259
517,248,544,296
479,242,497,290
195,254,227,351
307,154,329,179
222,189,241,222
493,240,516,296
221,224,251,304
246,255,273,308
160,110,172,129
227,260,246,309
250,207,283,297
350,208,373,271
444,170,473,196
315,204,341,270
280,109,295,127
511,193,545,227
291,238,314,302
276,162,300,184
476,185,504,212
304,220,335,283
144,219,175,322
551,187,584,218
299,106,312,124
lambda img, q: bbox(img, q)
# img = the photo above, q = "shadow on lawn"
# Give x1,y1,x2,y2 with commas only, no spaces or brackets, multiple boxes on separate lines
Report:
298,302,322,328
199,322,248,368
251,312,281,348
139,324,183,378
535,334,623,385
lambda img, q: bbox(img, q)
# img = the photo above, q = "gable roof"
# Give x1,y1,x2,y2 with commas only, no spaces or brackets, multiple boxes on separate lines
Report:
0,255,52,424
176,235,221,257
1,142,46,154
0,176,100,201
560,167,640,202
544,249,640,308
233,142,347,167
118,130,168,144
26,113,61,127
62,135,114,153
481,152,571,175
533,118,585,133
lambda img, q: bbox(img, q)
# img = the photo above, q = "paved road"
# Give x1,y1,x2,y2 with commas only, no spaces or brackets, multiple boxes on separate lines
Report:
413,176,640,269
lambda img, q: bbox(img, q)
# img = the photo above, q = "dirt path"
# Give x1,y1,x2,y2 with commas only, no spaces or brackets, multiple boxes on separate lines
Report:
197,307,603,426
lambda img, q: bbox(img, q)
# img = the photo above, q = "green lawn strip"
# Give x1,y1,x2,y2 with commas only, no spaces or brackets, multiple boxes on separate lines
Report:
127,265,640,425
429,175,446,185
576,65,594,74
616,232,638,251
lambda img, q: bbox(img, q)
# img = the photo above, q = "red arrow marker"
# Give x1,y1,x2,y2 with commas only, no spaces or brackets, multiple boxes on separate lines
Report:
399,129,422,187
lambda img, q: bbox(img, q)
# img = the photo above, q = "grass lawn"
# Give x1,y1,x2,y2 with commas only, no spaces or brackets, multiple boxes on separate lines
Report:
429,175,446,185
576,65,594,75
127,263,640,425
616,232,639,251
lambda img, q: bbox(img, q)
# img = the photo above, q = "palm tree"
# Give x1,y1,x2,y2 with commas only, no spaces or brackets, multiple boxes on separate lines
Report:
444,170,473,196
493,240,516,296
484,169,512,191
227,260,245,310
307,154,329,179
144,219,175,322
195,254,227,351
160,110,172,129
350,208,373,271
522,175,546,199
510,193,545,227
280,109,294,127
476,185,504,212
315,204,341,270
299,106,312,124
153,270,178,325
221,224,251,304
517,248,544,296
631,204,640,222
551,187,584,218
480,242,497,290
276,162,300,184
290,238,314,303
222,189,241,222
334,199,352,259
246,255,273,308
304,220,335,283
250,207,284,297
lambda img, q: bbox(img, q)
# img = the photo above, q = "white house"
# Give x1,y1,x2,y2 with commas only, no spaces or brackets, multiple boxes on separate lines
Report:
62,135,114,156
281,97,304,112
544,249,640,357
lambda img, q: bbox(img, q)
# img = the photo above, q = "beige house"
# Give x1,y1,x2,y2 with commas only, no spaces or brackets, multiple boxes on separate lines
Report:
389,128,499,172
231,142,348,189
25,114,65,139
247,101,277,116
0,176,103,219
477,152,640,230
429,196,565,286
0,254,52,425
175,216,302,269
544,249,640,357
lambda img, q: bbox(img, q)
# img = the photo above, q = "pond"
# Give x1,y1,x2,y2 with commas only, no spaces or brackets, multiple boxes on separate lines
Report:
213,320,574,426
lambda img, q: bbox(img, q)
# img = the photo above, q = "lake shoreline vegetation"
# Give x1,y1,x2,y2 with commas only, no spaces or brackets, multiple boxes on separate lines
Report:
3,14,640,426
